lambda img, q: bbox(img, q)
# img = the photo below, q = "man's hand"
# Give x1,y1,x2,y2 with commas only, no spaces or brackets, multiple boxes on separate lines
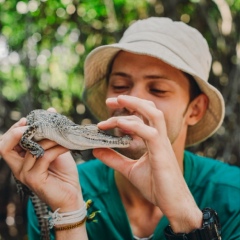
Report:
0,109,88,239
93,95,202,233
0,112,83,212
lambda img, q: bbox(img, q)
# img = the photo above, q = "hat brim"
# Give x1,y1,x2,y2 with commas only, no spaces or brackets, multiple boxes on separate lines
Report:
83,43,225,146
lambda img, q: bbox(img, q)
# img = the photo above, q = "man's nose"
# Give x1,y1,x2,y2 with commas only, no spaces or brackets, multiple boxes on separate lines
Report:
128,85,145,99
125,85,146,118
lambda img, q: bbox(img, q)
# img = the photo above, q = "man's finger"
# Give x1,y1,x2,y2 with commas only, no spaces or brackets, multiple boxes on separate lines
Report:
93,148,135,178
47,107,57,113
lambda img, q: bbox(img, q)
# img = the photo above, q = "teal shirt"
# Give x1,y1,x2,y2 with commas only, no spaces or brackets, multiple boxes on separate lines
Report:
27,151,240,239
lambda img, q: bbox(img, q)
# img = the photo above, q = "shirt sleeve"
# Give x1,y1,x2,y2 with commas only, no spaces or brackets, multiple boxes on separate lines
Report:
214,184,240,240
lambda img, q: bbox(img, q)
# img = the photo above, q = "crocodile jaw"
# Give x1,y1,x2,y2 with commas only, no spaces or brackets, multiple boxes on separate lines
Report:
63,125,132,150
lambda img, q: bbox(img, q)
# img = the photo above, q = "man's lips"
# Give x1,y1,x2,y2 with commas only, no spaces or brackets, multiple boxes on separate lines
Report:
118,128,134,136
112,108,143,120
112,108,130,117
111,108,144,136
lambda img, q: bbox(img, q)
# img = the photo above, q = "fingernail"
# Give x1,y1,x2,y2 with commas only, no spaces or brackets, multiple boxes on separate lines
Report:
106,97,117,103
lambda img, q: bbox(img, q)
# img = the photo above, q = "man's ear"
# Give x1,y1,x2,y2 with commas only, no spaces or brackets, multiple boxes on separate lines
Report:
186,94,209,126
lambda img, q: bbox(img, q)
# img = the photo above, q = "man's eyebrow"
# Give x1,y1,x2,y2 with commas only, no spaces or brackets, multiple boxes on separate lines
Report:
144,74,170,80
110,71,170,80
110,71,131,77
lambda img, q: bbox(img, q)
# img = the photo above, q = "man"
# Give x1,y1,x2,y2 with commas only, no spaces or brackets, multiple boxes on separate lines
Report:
0,17,239,240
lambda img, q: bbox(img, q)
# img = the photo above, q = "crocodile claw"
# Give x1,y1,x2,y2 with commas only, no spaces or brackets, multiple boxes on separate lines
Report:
30,147,44,158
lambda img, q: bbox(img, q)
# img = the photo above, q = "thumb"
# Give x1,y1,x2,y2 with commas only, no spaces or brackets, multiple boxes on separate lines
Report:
47,107,57,113
93,148,135,177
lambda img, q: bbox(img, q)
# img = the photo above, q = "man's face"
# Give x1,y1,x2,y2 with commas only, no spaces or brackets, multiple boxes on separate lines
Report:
106,51,191,159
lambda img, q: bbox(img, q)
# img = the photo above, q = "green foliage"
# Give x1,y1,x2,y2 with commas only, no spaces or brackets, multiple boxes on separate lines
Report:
0,0,239,161
0,0,150,113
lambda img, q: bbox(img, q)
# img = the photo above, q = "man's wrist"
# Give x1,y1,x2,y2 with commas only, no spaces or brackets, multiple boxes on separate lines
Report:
168,207,202,233
164,208,221,240
50,191,84,213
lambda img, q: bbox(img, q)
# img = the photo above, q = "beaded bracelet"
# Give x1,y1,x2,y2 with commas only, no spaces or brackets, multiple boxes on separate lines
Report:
54,216,87,231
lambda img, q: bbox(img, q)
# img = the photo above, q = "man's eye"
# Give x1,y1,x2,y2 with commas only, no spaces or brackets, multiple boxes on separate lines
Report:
114,85,128,89
150,88,167,94
112,85,129,91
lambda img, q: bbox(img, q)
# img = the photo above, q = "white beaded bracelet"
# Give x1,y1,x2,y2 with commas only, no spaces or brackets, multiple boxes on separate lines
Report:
47,202,87,229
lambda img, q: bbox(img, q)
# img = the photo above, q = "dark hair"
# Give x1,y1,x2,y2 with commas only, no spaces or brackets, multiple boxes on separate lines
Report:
106,52,119,83
184,73,202,102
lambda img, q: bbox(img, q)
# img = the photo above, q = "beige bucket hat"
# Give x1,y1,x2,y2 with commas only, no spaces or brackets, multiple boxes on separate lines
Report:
82,17,225,146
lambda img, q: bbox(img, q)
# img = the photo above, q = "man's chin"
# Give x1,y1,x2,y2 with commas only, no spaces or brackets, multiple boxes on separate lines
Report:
117,147,146,160
113,128,147,159
116,138,147,160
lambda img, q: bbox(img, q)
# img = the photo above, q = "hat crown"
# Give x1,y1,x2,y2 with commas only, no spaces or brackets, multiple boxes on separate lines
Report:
120,17,212,82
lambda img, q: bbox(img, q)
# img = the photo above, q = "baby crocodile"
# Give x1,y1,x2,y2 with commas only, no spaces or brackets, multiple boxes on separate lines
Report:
17,109,132,240
20,109,131,158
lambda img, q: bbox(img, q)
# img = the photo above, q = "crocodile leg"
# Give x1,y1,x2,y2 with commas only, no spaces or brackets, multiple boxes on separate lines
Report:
20,123,44,158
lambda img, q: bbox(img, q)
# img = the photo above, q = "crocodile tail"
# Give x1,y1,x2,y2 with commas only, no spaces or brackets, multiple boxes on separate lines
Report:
13,175,33,201
30,193,51,240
